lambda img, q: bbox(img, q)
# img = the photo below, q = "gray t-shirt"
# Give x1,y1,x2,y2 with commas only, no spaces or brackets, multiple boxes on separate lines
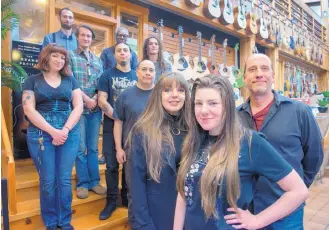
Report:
113,85,152,145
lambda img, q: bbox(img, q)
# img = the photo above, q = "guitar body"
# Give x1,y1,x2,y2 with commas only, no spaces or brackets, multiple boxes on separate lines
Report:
163,51,173,68
208,63,219,74
257,18,269,40
289,36,295,50
186,0,201,7
266,24,276,44
203,0,221,18
305,46,311,61
219,0,234,25
246,12,258,35
275,29,282,47
218,64,231,79
172,54,189,72
233,5,246,30
192,56,210,79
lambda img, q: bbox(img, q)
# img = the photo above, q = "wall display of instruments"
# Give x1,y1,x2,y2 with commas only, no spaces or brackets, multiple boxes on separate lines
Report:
283,62,319,103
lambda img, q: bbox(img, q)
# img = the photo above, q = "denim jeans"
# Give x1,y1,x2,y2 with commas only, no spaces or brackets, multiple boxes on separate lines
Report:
102,121,128,205
27,124,79,227
75,111,102,189
261,208,304,230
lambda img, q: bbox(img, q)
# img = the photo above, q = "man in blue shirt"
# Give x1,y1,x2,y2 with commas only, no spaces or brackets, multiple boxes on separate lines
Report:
42,8,77,51
238,53,323,229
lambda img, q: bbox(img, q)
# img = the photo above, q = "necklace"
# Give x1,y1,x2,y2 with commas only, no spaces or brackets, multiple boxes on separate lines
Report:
171,128,181,135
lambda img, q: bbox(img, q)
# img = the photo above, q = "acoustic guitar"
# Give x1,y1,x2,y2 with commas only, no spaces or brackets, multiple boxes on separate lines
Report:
219,0,234,25
282,20,290,50
319,44,323,65
172,26,192,80
157,19,173,68
233,0,246,30
208,35,219,74
203,0,221,19
186,0,201,7
275,20,282,47
218,39,231,79
266,10,276,44
246,0,258,35
192,32,210,80
289,21,296,50
314,41,319,64
231,43,244,89
256,0,269,40
294,28,301,56
305,32,311,61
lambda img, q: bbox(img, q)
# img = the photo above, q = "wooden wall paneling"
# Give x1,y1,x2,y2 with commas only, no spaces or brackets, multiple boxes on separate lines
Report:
148,23,235,67
319,71,329,93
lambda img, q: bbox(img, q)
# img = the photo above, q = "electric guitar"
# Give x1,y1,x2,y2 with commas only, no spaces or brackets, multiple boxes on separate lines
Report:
192,32,209,80
246,0,258,35
257,0,269,40
186,0,201,7
208,35,219,74
219,0,235,25
218,39,231,79
172,26,192,80
204,0,221,18
157,19,172,68
233,0,246,30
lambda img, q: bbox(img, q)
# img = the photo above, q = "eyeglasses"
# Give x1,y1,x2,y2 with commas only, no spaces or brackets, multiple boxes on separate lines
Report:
117,34,128,38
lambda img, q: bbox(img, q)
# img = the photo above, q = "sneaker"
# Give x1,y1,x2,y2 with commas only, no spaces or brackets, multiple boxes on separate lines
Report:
99,202,116,220
98,155,105,164
76,187,88,199
91,184,106,195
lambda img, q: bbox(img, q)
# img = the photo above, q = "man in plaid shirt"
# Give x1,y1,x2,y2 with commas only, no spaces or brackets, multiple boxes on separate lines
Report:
69,24,106,199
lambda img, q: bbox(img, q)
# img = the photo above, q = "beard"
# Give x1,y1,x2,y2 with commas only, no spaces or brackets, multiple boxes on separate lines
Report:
61,23,72,30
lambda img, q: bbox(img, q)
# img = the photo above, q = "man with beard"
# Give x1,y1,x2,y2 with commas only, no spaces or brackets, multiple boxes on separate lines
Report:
42,8,77,51
97,42,137,220
100,27,138,71
238,53,323,229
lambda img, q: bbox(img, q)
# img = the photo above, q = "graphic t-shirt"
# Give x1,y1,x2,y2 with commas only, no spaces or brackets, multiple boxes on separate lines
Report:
97,67,137,130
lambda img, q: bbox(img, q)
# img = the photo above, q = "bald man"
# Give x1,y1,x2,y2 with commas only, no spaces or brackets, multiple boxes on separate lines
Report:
237,53,323,229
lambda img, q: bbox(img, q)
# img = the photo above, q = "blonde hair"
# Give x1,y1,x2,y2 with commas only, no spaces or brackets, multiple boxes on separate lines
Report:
126,72,191,182
177,74,244,219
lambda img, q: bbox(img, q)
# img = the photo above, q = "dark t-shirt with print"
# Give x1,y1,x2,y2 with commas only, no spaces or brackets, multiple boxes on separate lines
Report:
184,131,293,230
113,85,152,146
97,67,137,131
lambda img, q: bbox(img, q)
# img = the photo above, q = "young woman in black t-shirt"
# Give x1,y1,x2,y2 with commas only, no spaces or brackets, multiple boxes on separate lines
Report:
22,44,83,230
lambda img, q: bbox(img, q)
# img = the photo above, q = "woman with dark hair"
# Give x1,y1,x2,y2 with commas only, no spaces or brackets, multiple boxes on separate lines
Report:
174,75,308,230
126,72,190,230
22,44,83,230
142,36,172,82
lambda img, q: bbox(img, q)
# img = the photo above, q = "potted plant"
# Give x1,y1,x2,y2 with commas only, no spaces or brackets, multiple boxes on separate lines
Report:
322,91,329,102
317,99,329,113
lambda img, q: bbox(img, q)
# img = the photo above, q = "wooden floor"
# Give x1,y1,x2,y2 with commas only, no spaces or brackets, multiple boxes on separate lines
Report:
7,156,129,230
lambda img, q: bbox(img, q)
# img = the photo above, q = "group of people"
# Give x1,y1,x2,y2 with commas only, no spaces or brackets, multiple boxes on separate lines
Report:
22,7,323,230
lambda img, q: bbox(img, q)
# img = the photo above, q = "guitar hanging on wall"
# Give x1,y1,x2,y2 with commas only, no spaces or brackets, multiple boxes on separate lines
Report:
157,19,172,68
257,0,269,40
208,35,219,74
233,0,246,30
246,0,258,35
192,31,210,79
218,39,231,78
186,0,202,7
219,0,234,25
203,0,221,19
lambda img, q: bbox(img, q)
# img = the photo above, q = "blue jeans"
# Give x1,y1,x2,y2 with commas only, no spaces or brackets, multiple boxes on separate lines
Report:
261,208,304,230
75,111,102,189
27,125,79,227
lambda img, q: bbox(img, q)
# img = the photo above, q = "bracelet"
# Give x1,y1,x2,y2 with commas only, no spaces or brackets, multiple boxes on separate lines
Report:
64,126,71,132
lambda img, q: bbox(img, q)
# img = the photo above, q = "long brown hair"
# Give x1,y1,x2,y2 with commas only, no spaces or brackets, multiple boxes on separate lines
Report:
35,43,72,76
126,72,191,182
142,36,168,71
177,74,244,219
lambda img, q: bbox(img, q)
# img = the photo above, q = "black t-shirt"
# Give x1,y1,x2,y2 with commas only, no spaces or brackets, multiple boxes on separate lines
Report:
23,72,80,113
113,85,152,145
97,67,137,130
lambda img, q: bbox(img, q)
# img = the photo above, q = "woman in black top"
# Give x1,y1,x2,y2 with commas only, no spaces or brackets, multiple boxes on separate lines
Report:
126,72,191,230
23,44,83,230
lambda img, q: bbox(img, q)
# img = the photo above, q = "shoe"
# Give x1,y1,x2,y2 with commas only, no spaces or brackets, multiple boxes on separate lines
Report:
91,184,106,195
61,223,74,230
46,226,57,230
98,155,105,164
99,202,116,220
76,187,88,199
121,196,128,207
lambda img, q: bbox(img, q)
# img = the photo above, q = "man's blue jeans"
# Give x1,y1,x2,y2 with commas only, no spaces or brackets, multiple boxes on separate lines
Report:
262,208,304,230
75,111,102,189
27,125,79,227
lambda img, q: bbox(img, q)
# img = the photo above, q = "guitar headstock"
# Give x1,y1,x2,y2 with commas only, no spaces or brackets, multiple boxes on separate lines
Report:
196,31,202,42
157,19,164,28
234,43,239,52
223,39,228,48
211,35,216,45
178,26,183,35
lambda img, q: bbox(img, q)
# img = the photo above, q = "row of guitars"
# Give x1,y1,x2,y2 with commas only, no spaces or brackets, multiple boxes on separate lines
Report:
156,22,244,89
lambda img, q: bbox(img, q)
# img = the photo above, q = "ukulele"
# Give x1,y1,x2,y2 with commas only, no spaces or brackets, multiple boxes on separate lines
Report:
289,21,296,50
266,10,276,44
294,28,301,56
186,0,201,7
246,0,258,35
157,19,173,68
192,32,210,79
319,44,323,65
172,26,191,76
305,31,311,61
257,0,269,40
282,20,290,50
233,0,246,30
219,0,235,25
218,39,231,78
275,20,282,47
314,41,319,64
208,35,219,74
204,0,221,19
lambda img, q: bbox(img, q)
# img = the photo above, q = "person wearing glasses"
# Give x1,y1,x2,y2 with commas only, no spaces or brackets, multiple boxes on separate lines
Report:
22,44,83,230
69,24,106,199
97,42,138,220
100,27,138,71
42,8,77,51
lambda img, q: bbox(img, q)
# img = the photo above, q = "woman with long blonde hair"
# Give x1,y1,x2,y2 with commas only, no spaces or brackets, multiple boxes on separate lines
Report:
126,72,190,230
174,75,308,230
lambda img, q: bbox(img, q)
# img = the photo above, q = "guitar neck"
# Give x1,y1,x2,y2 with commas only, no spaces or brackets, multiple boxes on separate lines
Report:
211,44,215,65
235,49,238,67
179,33,183,58
198,40,202,62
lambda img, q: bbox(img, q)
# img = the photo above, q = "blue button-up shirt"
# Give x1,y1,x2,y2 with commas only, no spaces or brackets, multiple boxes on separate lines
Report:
237,90,323,215
42,29,78,51
100,46,138,71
